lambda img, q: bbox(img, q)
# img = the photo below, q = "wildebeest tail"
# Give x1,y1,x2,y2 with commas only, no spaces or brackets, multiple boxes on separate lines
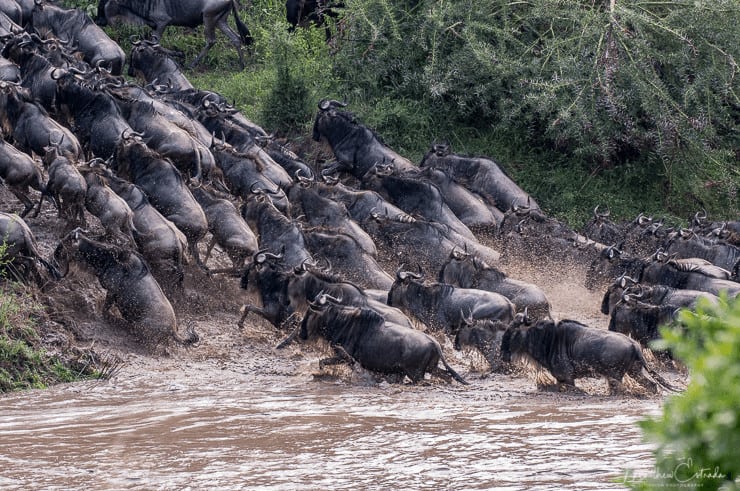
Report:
437,348,468,385
637,349,681,392
642,364,681,392
231,0,253,45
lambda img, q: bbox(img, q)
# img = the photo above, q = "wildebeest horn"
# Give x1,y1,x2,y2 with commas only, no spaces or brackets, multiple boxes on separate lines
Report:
637,213,652,226
693,208,707,225
450,246,469,261
315,292,342,306
616,274,638,288
295,168,313,185
594,204,610,218
621,290,637,304
250,182,265,195
50,68,65,80
254,248,283,264
460,309,474,326
318,99,347,110
395,265,422,281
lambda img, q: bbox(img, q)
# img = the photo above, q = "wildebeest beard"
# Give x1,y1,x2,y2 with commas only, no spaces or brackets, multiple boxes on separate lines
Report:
502,327,558,387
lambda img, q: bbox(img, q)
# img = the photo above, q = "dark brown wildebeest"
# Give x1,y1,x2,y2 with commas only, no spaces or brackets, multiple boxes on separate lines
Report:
501,314,679,394
299,294,468,385
52,229,198,347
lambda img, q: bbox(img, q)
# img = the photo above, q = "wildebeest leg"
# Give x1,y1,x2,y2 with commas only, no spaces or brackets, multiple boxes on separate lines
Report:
276,313,303,349
190,17,219,68
607,377,625,395
202,237,218,266
215,18,246,68
189,240,208,271
319,344,355,369
9,188,35,218
101,291,117,320
237,304,276,328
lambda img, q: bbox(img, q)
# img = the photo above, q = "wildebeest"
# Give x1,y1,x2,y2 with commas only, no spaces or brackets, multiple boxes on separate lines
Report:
303,228,393,290
240,190,310,270
581,205,625,246
0,211,59,286
105,168,188,292
288,177,376,256
0,138,45,217
30,2,126,75
587,246,740,297
113,134,208,267
95,0,252,68
363,209,500,272
312,178,413,224
128,39,194,90
52,68,131,160
599,275,719,316
420,143,540,214
607,294,680,353
361,164,477,240
286,0,341,30
454,320,508,372
388,268,515,333
664,229,740,275
0,81,82,159
439,248,552,320
239,251,409,330
191,185,258,274
211,138,291,214
299,295,468,384
79,162,137,246
111,86,215,183
501,315,678,394
34,145,87,227
52,228,198,346
312,99,416,180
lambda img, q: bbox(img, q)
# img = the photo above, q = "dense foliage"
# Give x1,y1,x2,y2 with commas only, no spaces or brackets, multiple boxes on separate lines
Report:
626,295,740,490
61,0,739,225
330,0,739,222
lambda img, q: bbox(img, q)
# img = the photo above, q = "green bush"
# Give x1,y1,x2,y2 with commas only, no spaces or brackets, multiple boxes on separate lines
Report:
332,0,739,220
626,295,740,490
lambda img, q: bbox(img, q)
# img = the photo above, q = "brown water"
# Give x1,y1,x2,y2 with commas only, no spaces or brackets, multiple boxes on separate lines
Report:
0,358,660,491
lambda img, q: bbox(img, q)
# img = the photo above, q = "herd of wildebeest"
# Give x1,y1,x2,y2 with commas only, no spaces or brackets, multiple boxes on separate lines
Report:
1,1,739,394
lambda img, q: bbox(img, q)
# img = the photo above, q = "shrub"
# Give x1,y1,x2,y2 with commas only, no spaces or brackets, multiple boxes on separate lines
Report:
626,295,740,490
332,0,739,219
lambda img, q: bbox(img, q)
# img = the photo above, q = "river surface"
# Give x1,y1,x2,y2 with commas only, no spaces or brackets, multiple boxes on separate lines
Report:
0,357,660,491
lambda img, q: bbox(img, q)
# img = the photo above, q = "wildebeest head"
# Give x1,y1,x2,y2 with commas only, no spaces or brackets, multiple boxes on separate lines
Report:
600,274,639,315
240,247,285,292
298,291,344,340
584,242,631,289
500,309,533,362
51,227,86,277
312,99,349,142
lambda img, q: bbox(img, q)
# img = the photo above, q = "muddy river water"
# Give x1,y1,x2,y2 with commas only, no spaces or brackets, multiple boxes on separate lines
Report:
0,356,661,491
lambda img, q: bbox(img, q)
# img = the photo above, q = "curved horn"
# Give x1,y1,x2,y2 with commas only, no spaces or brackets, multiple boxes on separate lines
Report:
250,182,265,195
594,204,610,218
693,208,707,225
